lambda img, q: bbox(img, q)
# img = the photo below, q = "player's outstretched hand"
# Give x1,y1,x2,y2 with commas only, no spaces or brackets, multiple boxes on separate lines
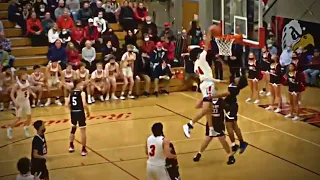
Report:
220,80,229,84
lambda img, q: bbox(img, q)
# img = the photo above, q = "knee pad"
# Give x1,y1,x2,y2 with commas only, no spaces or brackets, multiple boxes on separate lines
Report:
71,126,77,134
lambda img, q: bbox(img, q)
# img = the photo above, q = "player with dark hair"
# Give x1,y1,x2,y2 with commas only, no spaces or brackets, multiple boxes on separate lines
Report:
16,157,40,180
66,80,90,156
146,123,177,180
31,120,49,180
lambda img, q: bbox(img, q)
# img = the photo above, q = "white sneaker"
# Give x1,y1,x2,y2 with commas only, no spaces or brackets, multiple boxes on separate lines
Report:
105,94,110,101
24,126,30,138
45,99,51,106
99,95,104,102
259,90,265,94
111,94,118,100
15,24,21,28
87,97,92,104
120,95,126,100
55,99,62,106
31,104,36,108
91,97,95,103
246,98,252,102
183,124,191,138
69,146,75,153
9,102,15,110
292,116,300,121
127,94,135,99
274,108,281,113
298,101,301,105
37,102,44,107
254,99,260,104
7,128,12,139
0,103,4,111
285,114,293,118
266,92,271,96
265,106,273,110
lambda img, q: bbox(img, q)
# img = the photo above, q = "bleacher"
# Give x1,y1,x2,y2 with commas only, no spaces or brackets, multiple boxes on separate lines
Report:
0,2,186,101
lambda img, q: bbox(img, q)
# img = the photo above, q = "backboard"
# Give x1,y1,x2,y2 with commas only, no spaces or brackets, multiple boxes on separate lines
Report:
212,0,265,48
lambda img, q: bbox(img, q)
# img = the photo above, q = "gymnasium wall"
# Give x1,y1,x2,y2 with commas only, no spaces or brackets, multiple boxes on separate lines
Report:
182,0,199,30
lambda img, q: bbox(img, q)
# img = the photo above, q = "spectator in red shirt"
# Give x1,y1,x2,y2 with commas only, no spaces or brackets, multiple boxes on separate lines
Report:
56,9,74,32
27,12,46,46
84,18,99,46
141,33,155,56
66,42,81,69
135,2,148,23
71,21,85,50
162,36,176,65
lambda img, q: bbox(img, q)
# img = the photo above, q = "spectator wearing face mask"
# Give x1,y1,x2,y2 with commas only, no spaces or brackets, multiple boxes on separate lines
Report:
47,23,60,46
266,39,278,56
141,16,158,43
188,20,202,46
56,9,74,32
71,21,85,50
79,2,92,26
84,18,99,45
41,12,55,34
141,33,156,56
160,22,174,41
303,49,320,86
162,36,176,66
93,11,107,34
101,40,117,61
175,29,190,61
0,34,15,67
66,0,80,23
124,30,137,49
55,0,68,20
152,59,172,96
280,44,293,72
34,0,48,20
150,42,167,72
102,0,117,23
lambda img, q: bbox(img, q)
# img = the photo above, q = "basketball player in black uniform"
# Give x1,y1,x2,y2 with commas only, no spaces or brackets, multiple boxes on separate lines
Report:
193,97,235,165
67,80,90,156
31,120,49,180
166,143,180,180
210,74,248,154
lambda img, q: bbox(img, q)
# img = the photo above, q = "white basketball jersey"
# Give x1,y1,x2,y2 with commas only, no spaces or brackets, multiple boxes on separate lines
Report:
147,135,165,167
16,79,30,101
16,174,36,180
194,50,213,82
77,69,89,81
91,70,104,81
63,69,74,82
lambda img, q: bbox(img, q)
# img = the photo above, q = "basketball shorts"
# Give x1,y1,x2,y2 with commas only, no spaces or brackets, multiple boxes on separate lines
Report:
71,111,86,127
47,76,59,87
31,162,49,179
108,76,116,82
205,119,225,137
166,165,180,180
146,164,169,180
225,103,238,122
122,67,133,77
200,81,216,102
65,82,74,89
16,100,31,118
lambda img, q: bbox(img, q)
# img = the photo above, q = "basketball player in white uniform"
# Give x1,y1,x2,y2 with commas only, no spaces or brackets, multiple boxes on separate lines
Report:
90,63,108,102
62,64,76,105
76,63,92,103
104,55,119,101
0,65,15,111
30,65,45,107
45,60,62,106
7,68,36,139
146,123,176,180
120,45,135,100
183,28,226,138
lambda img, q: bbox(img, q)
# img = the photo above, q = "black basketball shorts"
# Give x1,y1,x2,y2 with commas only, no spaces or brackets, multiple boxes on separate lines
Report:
71,111,86,127
31,162,49,179
225,103,238,122
205,120,225,137
166,165,180,180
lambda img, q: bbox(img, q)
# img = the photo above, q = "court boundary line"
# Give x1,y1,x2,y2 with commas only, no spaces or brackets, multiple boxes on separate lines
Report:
156,102,320,177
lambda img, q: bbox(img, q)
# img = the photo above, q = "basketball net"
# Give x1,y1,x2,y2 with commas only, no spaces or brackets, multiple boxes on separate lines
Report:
215,35,235,56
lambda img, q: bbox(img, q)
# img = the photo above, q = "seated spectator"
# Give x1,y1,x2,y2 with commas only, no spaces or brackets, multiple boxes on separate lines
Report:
66,42,81,69
142,16,158,43
162,35,176,65
119,0,137,31
0,34,15,67
71,21,85,50
26,12,47,46
0,45,10,67
101,40,117,61
141,33,156,56
93,11,108,34
104,54,119,100
66,0,80,23
48,23,60,46
102,28,119,49
134,2,148,23
150,42,167,71
41,12,55,34
82,40,97,73
55,0,68,20
34,0,48,20
183,46,201,91
160,22,174,41
135,46,152,97
120,44,136,100
175,29,190,61
59,28,71,45
102,0,117,23
47,39,67,69
57,9,75,32
303,49,320,86
8,0,27,34
79,2,92,26
47,0,59,20
84,18,99,45
124,30,137,48
152,59,172,96
91,1,105,17
188,20,202,45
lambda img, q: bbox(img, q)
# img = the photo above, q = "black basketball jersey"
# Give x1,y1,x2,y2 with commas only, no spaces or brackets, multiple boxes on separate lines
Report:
224,84,240,105
166,143,178,167
212,98,225,120
70,90,84,111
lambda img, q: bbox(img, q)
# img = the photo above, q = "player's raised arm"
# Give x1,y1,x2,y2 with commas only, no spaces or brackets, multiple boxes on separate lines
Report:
163,138,176,159
204,28,212,52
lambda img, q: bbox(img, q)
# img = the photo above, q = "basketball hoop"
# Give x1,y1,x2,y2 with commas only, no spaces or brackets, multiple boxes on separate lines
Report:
215,34,243,56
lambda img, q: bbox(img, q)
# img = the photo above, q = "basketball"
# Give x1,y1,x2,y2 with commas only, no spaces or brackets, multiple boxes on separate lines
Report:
234,34,243,43
210,25,222,36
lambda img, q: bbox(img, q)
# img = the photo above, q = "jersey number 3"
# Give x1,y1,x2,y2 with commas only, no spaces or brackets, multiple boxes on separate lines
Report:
72,97,77,106
149,145,156,157
196,67,204,75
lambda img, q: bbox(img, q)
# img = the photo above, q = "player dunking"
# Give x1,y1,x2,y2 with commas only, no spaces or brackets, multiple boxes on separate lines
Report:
193,97,235,165
146,123,177,180
183,26,226,138
7,68,36,139
67,80,90,156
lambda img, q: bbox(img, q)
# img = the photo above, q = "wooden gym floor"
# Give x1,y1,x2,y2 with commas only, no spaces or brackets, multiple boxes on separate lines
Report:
0,84,320,180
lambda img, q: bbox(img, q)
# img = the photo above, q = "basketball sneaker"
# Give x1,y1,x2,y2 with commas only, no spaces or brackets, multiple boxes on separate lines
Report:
239,142,248,154
253,99,260,104
111,94,118,100
183,122,193,138
81,147,87,156
7,127,12,139
23,126,30,138
87,97,92,104
245,98,251,102
161,90,169,95
120,95,126,100
0,103,4,111
128,94,135,99
265,105,273,110
99,95,104,102
153,91,158,97
232,144,239,153
55,99,62,106
91,96,95,103
274,108,281,113
193,152,202,162
285,114,293,118
105,94,110,101
142,91,150,97
227,155,236,165
45,99,51,106
69,143,75,153
292,116,300,121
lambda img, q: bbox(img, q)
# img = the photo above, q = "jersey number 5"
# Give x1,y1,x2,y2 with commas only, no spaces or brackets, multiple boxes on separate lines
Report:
24,91,28,98
72,97,77,106
196,67,204,75
149,145,156,157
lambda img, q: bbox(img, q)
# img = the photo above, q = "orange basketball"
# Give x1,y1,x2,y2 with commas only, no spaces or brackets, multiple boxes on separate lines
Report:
234,34,243,43
210,25,222,36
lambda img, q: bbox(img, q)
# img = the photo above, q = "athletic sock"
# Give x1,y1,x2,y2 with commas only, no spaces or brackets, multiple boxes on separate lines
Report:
189,121,193,126
70,142,74,147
